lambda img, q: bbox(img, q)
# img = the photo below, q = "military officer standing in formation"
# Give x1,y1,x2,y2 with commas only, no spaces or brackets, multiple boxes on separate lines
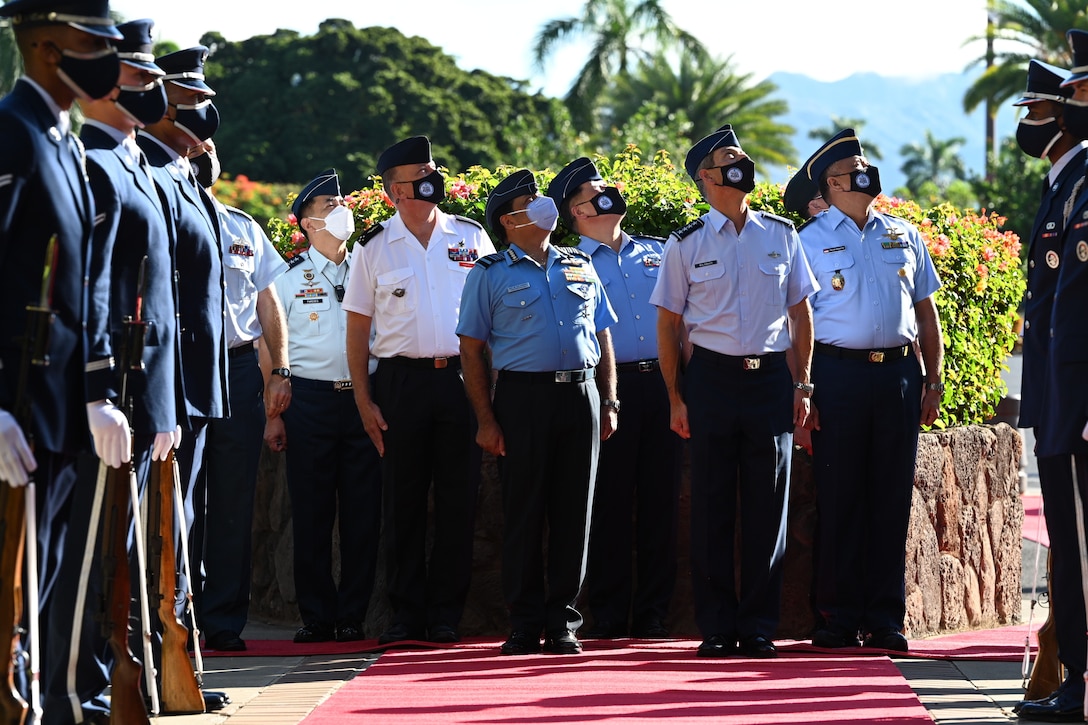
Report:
799,129,943,653
458,169,618,656
343,135,494,645
267,169,382,644
545,157,681,640
1019,29,1088,723
651,125,817,659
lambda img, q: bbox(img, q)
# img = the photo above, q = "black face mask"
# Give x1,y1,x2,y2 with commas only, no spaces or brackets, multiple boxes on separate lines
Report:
170,99,220,145
54,45,120,101
411,169,446,204
1063,101,1088,142
838,165,882,198
1016,116,1064,158
582,186,627,216
115,80,168,128
191,150,221,189
714,156,756,193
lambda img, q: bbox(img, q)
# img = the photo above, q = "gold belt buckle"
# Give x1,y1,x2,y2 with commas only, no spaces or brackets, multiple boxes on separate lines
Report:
555,370,572,383
868,351,885,363
743,357,761,370
434,357,448,369
334,379,353,391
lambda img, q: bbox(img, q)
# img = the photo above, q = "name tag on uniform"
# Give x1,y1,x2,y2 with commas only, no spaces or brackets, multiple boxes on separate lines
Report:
823,246,846,254
694,260,718,268
506,282,531,293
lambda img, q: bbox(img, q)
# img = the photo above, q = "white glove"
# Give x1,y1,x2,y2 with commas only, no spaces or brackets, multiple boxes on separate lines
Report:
1082,419,1088,442
86,400,131,469
0,408,35,487
151,425,183,461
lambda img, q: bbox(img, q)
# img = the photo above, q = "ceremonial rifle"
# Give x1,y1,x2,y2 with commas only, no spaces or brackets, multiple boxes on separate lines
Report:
1,235,59,725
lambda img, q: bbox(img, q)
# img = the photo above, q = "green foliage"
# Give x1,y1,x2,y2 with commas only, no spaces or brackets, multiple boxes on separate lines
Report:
209,175,294,230
267,149,1022,427
0,21,22,97
971,137,1048,253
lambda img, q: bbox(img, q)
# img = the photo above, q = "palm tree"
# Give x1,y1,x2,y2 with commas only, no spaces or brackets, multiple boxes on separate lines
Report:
607,48,795,173
532,0,704,129
806,116,883,161
900,131,968,195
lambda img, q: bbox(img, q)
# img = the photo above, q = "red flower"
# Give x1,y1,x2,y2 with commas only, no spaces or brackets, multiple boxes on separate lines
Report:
287,213,298,225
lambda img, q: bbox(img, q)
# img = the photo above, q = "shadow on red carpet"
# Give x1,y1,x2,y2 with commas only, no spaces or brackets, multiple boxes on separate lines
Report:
1022,493,1049,548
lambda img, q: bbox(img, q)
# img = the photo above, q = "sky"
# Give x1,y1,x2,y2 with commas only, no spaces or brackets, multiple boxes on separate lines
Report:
109,0,992,97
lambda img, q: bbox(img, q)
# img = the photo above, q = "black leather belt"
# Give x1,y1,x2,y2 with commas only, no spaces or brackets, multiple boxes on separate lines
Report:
616,359,659,373
814,341,910,363
692,345,784,370
383,355,460,370
291,376,353,392
498,368,596,384
228,340,255,358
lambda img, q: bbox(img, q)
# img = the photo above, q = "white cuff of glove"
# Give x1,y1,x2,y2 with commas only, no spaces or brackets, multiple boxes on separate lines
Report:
86,400,131,469
0,408,35,487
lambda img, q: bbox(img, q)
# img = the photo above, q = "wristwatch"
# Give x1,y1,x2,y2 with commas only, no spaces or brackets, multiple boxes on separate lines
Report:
926,381,944,393
271,367,292,379
793,381,814,395
603,399,621,413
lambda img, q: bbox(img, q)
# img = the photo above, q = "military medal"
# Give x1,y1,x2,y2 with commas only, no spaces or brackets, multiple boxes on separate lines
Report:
309,312,319,321
831,270,845,291
898,268,907,277
1046,250,1060,269
1079,241,1088,263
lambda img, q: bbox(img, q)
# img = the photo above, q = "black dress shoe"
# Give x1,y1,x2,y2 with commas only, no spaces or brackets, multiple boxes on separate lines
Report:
863,629,908,652
1018,686,1087,722
428,625,460,644
543,629,582,654
811,628,861,648
739,634,778,658
205,631,246,651
294,624,335,643
696,634,737,658
631,619,669,638
584,620,625,638
501,631,542,655
335,623,365,642
203,690,231,711
378,623,423,645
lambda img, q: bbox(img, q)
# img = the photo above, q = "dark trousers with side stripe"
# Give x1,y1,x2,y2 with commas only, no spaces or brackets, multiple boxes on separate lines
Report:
373,361,477,633
810,351,921,636
495,376,600,635
686,352,793,640
584,367,681,631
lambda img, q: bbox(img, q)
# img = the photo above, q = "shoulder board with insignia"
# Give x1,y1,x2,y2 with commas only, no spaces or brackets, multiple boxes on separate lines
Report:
357,222,384,247
475,252,504,269
287,252,309,269
882,213,909,225
672,218,705,241
759,211,795,229
226,205,256,224
631,234,667,243
453,214,484,230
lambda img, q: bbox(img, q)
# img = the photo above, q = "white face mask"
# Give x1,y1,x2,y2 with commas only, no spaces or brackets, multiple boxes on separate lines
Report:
510,195,559,231
310,204,355,241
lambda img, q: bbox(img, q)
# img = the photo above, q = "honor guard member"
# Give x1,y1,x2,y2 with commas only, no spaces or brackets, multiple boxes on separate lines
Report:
457,169,619,656
798,129,943,653
1022,31,1088,722
196,139,291,652
137,45,231,647
266,169,381,645
343,135,494,645
651,125,816,659
545,157,681,639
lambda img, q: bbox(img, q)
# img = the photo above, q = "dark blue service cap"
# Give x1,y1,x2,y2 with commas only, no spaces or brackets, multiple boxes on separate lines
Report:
805,128,863,182
0,0,122,39
546,157,602,206
485,169,537,231
376,135,432,176
783,169,820,215
156,46,215,95
292,169,342,220
684,124,741,179
1014,60,1071,105
1063,29,1088,87
115,19,164,76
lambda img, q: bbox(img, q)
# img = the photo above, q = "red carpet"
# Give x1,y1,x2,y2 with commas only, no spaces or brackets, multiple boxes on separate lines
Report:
300,642,932,724
1023,493,1049,547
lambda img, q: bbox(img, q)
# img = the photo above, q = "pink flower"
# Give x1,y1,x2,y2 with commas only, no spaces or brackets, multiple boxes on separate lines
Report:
448,180,477,200
982,246,996,262
976,264,988,279
287,213,298,225
291,231,305,245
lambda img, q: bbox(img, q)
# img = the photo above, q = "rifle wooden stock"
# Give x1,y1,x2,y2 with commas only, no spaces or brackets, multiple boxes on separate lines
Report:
0,485,27,725
1025,551,1063,700
99,464,149,725
148,454,203,714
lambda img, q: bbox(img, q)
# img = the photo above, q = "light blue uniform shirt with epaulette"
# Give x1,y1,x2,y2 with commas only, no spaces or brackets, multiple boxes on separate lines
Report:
650,206,817,356
577,232,663,364
215,200,289,347
457,244,618,372
798,205,941,349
